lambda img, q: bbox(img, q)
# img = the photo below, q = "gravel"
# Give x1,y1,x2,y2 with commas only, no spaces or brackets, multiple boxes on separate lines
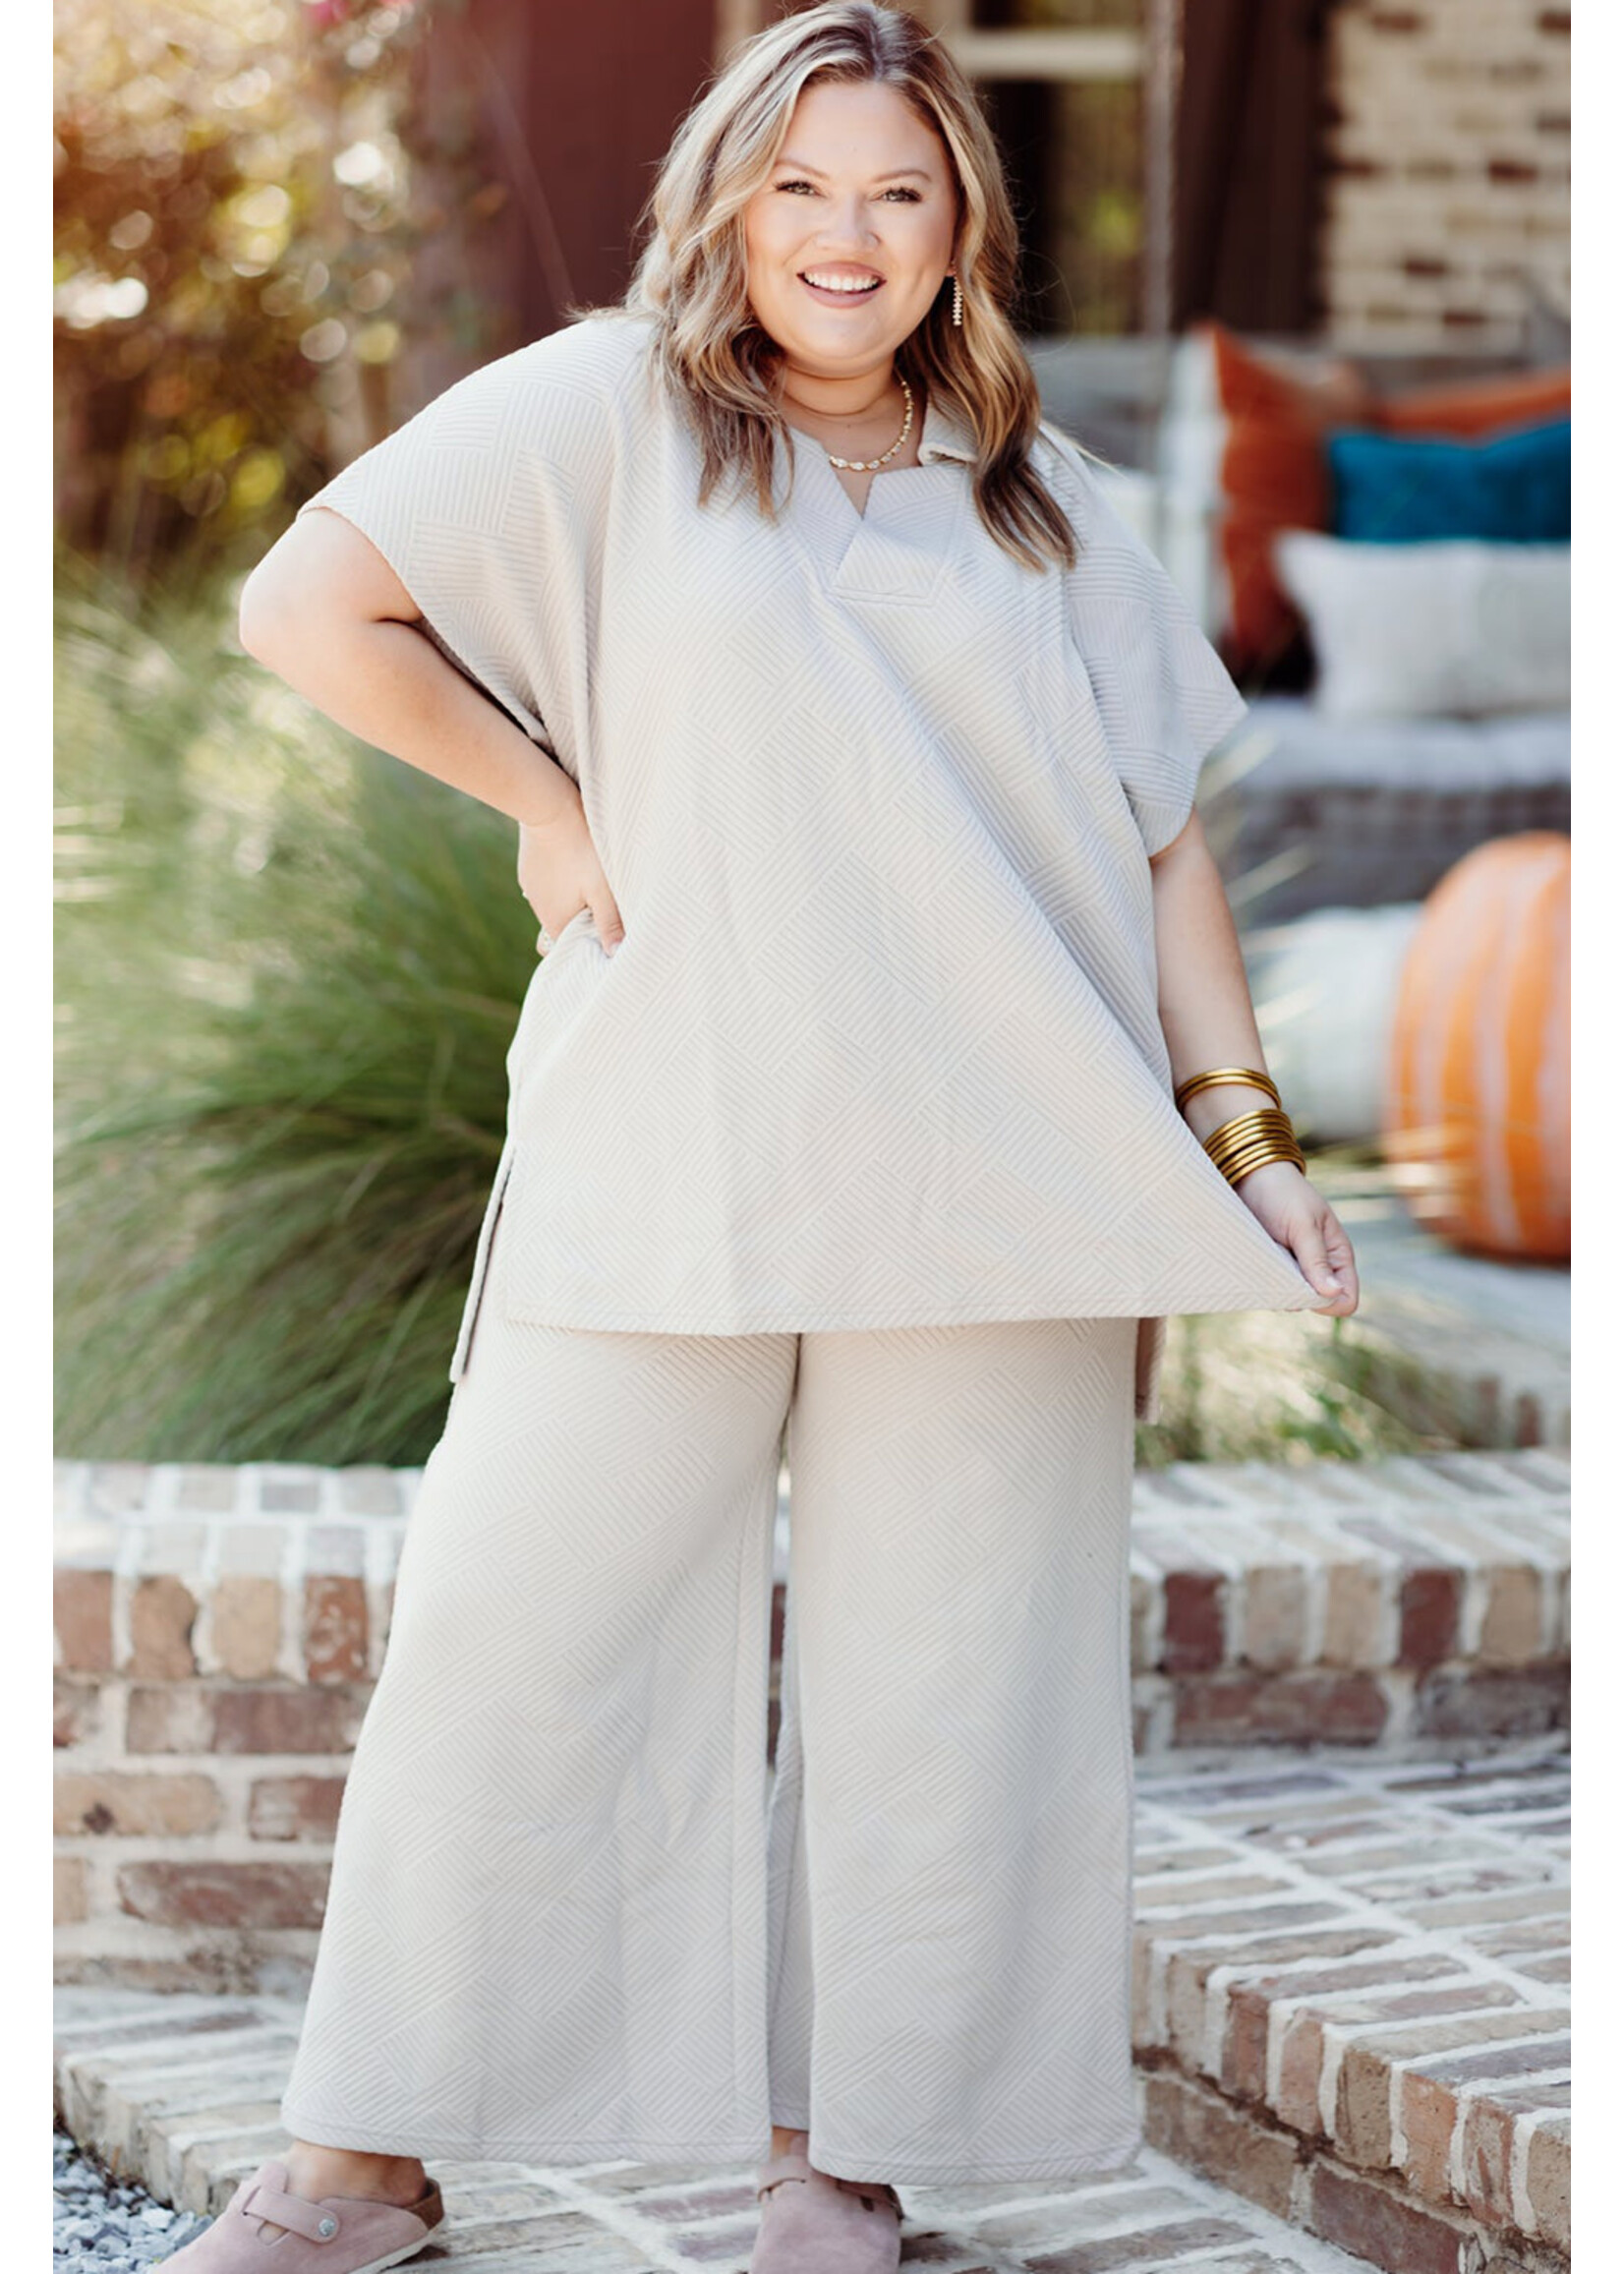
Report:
54,2132,211,2270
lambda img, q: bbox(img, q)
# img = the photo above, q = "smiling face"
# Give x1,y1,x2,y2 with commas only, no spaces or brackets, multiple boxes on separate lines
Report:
740,76,959,379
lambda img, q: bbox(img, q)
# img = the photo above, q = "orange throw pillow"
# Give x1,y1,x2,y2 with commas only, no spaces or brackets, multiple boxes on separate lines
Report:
1373,366,1570,438
1204,321,1377,683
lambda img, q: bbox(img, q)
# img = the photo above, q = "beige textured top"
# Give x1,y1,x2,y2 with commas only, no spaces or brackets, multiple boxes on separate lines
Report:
298,310,1322,1421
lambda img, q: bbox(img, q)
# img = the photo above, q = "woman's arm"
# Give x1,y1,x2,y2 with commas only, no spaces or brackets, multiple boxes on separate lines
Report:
239,507,575,827
1148,808,1359,1316
238,507,624,944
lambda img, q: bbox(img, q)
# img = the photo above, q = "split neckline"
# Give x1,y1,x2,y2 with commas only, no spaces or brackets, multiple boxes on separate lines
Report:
790,427,943,524
780,394,975,598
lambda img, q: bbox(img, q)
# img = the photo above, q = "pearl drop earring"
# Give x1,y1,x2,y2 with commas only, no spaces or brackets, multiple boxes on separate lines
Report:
951,271,963,328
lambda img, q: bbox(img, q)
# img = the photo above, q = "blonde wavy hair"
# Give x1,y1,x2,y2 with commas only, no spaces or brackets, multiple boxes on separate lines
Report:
595,0,1092,572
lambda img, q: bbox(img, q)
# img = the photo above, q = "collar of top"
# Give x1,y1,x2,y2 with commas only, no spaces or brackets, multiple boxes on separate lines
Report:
916,390,977,465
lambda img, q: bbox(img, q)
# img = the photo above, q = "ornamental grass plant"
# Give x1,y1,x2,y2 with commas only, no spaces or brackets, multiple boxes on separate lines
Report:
55,555,537,1464
55,562,1421,1468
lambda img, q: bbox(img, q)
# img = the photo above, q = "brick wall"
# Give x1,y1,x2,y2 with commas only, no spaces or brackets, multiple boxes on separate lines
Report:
54,1463,409,1993
54,1451,1569,1993
1319,0,1570,349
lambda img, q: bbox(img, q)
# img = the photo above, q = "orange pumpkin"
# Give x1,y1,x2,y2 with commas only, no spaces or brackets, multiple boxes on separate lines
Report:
1381,833,1569,1260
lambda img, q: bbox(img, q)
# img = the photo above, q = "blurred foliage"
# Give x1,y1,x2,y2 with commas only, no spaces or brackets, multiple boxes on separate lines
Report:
54,0,432,594
55,558,540,1464
1141,1287,1435,1473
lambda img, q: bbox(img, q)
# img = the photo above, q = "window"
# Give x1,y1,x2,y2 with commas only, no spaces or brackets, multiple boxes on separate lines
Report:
954,2,1149,336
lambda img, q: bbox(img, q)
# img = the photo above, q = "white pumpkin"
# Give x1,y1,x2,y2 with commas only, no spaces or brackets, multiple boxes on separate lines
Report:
1243,903,1425,1144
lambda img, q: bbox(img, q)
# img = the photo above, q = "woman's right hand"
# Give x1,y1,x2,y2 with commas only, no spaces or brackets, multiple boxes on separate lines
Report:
517,795,625,954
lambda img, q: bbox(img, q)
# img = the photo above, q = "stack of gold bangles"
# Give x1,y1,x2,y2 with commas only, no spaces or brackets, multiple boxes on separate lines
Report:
1173,1066,1306,1187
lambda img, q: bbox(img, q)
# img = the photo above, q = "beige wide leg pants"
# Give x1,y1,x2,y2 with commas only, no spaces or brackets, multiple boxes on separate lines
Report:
279,1257,1141,2184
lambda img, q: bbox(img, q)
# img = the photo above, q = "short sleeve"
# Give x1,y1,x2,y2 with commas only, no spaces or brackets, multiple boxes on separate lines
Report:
294,314,642,774
1041,424,1251,858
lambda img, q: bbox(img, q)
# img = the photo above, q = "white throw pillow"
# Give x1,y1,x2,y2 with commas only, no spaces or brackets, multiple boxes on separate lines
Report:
1271,532,1570,720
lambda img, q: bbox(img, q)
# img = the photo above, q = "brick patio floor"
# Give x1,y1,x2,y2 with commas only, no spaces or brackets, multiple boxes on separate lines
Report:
53,2028,1377,2274
55,1742,1568,2272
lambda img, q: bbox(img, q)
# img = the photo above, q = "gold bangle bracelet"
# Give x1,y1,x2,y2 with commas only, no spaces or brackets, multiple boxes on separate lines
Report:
1202,1108,1305,1185
1202,1105,1297,1152
1211,1147,1301,1184
1206,1123,1304,1172
1209,1144,1305,1187
1206,1114,1297,1150
1174,1066,1282,1113
1212,1140,1305,1186
1206,1129,1305,1174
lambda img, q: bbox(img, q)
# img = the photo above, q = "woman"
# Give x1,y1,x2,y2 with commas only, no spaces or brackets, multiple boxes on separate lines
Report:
170,7,1357,2271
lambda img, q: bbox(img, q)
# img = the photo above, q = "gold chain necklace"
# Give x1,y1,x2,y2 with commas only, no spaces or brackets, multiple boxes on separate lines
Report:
816,376,915,472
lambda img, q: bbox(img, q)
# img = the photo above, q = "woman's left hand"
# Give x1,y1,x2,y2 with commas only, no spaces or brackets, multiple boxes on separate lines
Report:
1235,1160,1360,1315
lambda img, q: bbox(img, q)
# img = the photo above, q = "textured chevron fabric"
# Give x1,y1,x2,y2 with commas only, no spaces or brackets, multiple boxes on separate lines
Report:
279,1291,1143,2180
297,310,1324,1422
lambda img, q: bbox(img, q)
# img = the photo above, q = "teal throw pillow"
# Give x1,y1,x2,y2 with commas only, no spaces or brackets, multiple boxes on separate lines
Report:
1325,418,1570,545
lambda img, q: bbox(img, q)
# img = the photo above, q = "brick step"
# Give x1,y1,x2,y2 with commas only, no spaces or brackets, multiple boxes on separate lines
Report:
1132,1743,1570,2272
52,1993,1378,2274
1125,1446,1569,1754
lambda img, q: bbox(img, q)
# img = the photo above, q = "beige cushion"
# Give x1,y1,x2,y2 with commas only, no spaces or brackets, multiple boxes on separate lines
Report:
1272,531,1570,721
